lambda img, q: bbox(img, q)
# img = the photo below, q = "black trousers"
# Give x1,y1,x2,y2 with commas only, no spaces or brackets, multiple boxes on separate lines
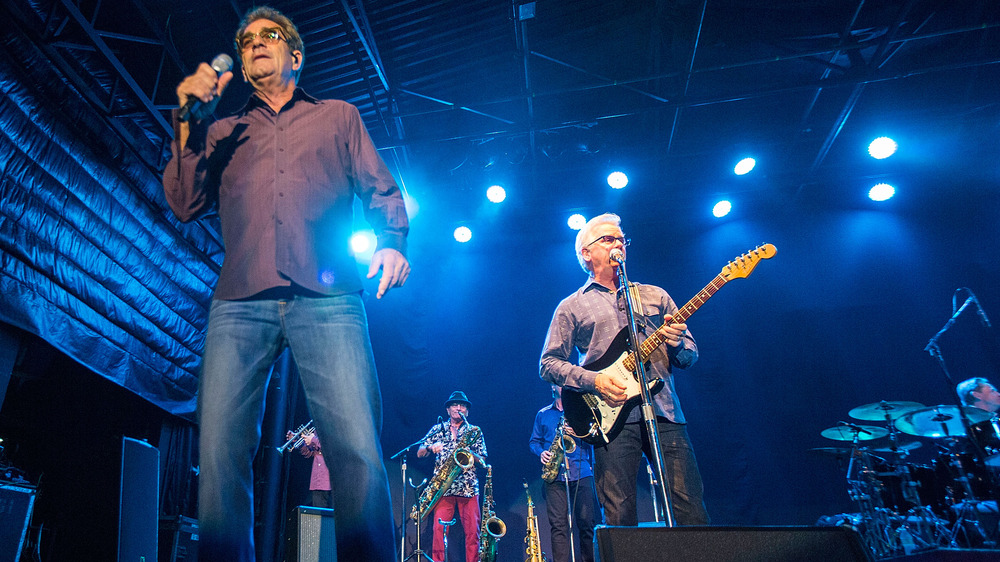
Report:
544,476,599,562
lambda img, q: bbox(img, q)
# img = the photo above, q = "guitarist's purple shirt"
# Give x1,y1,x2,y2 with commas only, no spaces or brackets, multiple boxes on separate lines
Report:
540,278,698,423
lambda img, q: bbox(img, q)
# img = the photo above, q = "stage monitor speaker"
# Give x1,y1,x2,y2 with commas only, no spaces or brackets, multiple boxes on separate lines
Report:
595,525,873,562
287,506,337,562
0,482,36,562
117,437,159,562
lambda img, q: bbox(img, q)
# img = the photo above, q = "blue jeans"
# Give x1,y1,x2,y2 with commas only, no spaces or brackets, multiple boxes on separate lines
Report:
196,293,395,561
593,420,709,526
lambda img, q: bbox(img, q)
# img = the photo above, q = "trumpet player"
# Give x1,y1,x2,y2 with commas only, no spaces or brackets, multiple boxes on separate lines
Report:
284,428,333,508
529,385,599,562
417,391,488,562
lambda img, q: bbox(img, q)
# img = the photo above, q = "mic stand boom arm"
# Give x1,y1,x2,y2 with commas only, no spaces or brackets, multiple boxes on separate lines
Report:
615,258,676,527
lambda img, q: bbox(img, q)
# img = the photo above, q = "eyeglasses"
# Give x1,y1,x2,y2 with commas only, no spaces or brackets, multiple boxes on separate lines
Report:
236,27,287,51
587,235,630,247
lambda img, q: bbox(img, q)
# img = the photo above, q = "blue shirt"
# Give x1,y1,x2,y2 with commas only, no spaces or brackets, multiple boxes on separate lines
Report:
539,278,698,423
529,402,594,482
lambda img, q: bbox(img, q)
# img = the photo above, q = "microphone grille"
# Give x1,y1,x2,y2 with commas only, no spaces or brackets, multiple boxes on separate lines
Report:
211,53,234,73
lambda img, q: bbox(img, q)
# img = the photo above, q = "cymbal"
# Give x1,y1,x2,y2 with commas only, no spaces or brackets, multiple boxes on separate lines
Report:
870,441,922,454
849,401,925,421
821,425,889,441
807,447,853,458
895,405,994,438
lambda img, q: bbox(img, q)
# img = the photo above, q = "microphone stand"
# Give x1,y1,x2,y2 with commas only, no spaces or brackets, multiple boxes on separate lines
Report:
561,448,576,562
614,255,676,526
924,291,998,502
391,440,433,562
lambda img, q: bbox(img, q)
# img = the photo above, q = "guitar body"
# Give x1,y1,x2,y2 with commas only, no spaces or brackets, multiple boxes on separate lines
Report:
562,327,664,446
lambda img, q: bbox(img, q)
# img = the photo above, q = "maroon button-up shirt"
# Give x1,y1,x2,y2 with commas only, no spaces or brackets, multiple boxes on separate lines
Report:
163,89,408,300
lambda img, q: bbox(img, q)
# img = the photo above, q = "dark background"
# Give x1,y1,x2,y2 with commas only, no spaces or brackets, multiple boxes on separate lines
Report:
2,1,1000,561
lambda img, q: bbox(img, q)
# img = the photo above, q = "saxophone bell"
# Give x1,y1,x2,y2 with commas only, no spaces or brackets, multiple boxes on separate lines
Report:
561,434,577,454
485,515,506,539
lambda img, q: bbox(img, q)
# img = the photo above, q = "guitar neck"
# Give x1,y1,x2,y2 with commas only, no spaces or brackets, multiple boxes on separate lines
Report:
624,273,729,369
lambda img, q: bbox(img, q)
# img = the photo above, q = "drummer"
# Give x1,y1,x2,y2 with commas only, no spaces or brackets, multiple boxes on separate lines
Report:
957,377,1000,414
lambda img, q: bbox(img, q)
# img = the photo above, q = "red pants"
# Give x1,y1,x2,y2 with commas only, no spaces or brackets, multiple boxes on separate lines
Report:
431,495,480,562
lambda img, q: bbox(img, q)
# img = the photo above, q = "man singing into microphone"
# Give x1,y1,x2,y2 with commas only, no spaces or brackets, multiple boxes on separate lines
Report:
539,213,709,527
162,6,408,560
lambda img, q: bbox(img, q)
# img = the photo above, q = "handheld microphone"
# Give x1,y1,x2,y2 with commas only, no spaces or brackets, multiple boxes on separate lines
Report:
178,54,234,122
973,295,992,328
609,248,625,264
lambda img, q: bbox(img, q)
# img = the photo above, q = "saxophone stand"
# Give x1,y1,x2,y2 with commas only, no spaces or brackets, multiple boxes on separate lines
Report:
403,478,434,562
392,440,433,562
439,518,456,562
613,250,676,526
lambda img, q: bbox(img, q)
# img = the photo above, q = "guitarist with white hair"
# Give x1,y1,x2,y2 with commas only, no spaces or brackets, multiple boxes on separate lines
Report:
539,212,710,527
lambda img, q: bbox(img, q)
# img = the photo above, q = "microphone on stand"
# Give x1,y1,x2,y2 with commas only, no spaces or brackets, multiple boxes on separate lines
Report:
609,248,626,264
178,53,234,122
838,421,872,435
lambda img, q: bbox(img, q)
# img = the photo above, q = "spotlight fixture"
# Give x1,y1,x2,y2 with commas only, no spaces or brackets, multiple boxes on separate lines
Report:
868,183,895,201
734,158,756,176
567,214,587,230
350,231,374,254
454,226,472,243
868,137,897,159
486,184,506,203
713,200,732,218
607,171,628,189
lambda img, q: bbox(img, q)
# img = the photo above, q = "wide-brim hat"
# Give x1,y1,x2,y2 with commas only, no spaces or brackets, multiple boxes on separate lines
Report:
444,390,471,408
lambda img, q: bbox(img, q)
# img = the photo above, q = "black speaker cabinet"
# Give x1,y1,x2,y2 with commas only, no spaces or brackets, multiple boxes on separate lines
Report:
286,506,337,562
0,482,36,562
595,525,873,562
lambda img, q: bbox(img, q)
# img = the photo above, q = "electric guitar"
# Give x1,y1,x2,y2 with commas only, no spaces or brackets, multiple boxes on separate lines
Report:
562,244,777,445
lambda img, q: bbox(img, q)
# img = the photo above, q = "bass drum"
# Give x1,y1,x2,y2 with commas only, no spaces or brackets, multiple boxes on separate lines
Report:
933,453,995,507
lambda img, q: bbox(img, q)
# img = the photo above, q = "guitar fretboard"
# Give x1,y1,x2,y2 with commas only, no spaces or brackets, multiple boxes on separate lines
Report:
621,273,729,372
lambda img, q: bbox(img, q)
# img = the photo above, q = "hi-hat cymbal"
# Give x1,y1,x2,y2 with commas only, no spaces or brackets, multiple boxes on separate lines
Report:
821,425,889,441
895,405,993,438
849,401,926,421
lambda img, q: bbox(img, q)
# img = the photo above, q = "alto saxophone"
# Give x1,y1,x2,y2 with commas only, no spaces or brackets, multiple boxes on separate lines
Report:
523,481,544,562
541,416,577,483
410,415,484,521
477,465,505,562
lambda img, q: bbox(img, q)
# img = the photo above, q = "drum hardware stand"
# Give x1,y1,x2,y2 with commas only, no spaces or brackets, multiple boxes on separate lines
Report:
392,439,434,562
844,436,895,557
613,252,675,526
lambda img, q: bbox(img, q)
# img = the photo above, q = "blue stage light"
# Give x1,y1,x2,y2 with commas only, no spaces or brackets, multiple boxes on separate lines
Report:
454,226,472,243
567,214,587,230
713,200,732,217
607,171,628,189
869,183,895,201
350,231,375,254
868,137,897,159
486,184,506,203
734,157,756,175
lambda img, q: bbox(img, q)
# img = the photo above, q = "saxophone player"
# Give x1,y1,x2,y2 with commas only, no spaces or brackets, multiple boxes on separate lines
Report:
417,391,488,562
528,385,600,562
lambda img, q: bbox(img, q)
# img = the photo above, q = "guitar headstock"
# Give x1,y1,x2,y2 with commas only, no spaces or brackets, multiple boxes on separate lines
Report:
720,243,776,280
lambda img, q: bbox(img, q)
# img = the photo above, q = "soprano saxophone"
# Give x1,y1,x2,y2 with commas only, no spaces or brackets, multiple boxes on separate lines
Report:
410,415,484,521
541,416,577,483
477,465,505,562
523,481,544,562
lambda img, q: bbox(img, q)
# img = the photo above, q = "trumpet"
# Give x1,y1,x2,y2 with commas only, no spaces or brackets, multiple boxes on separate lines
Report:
276,420,314,454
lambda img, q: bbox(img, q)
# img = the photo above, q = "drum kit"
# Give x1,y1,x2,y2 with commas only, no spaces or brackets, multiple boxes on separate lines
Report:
814,400,1000,557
